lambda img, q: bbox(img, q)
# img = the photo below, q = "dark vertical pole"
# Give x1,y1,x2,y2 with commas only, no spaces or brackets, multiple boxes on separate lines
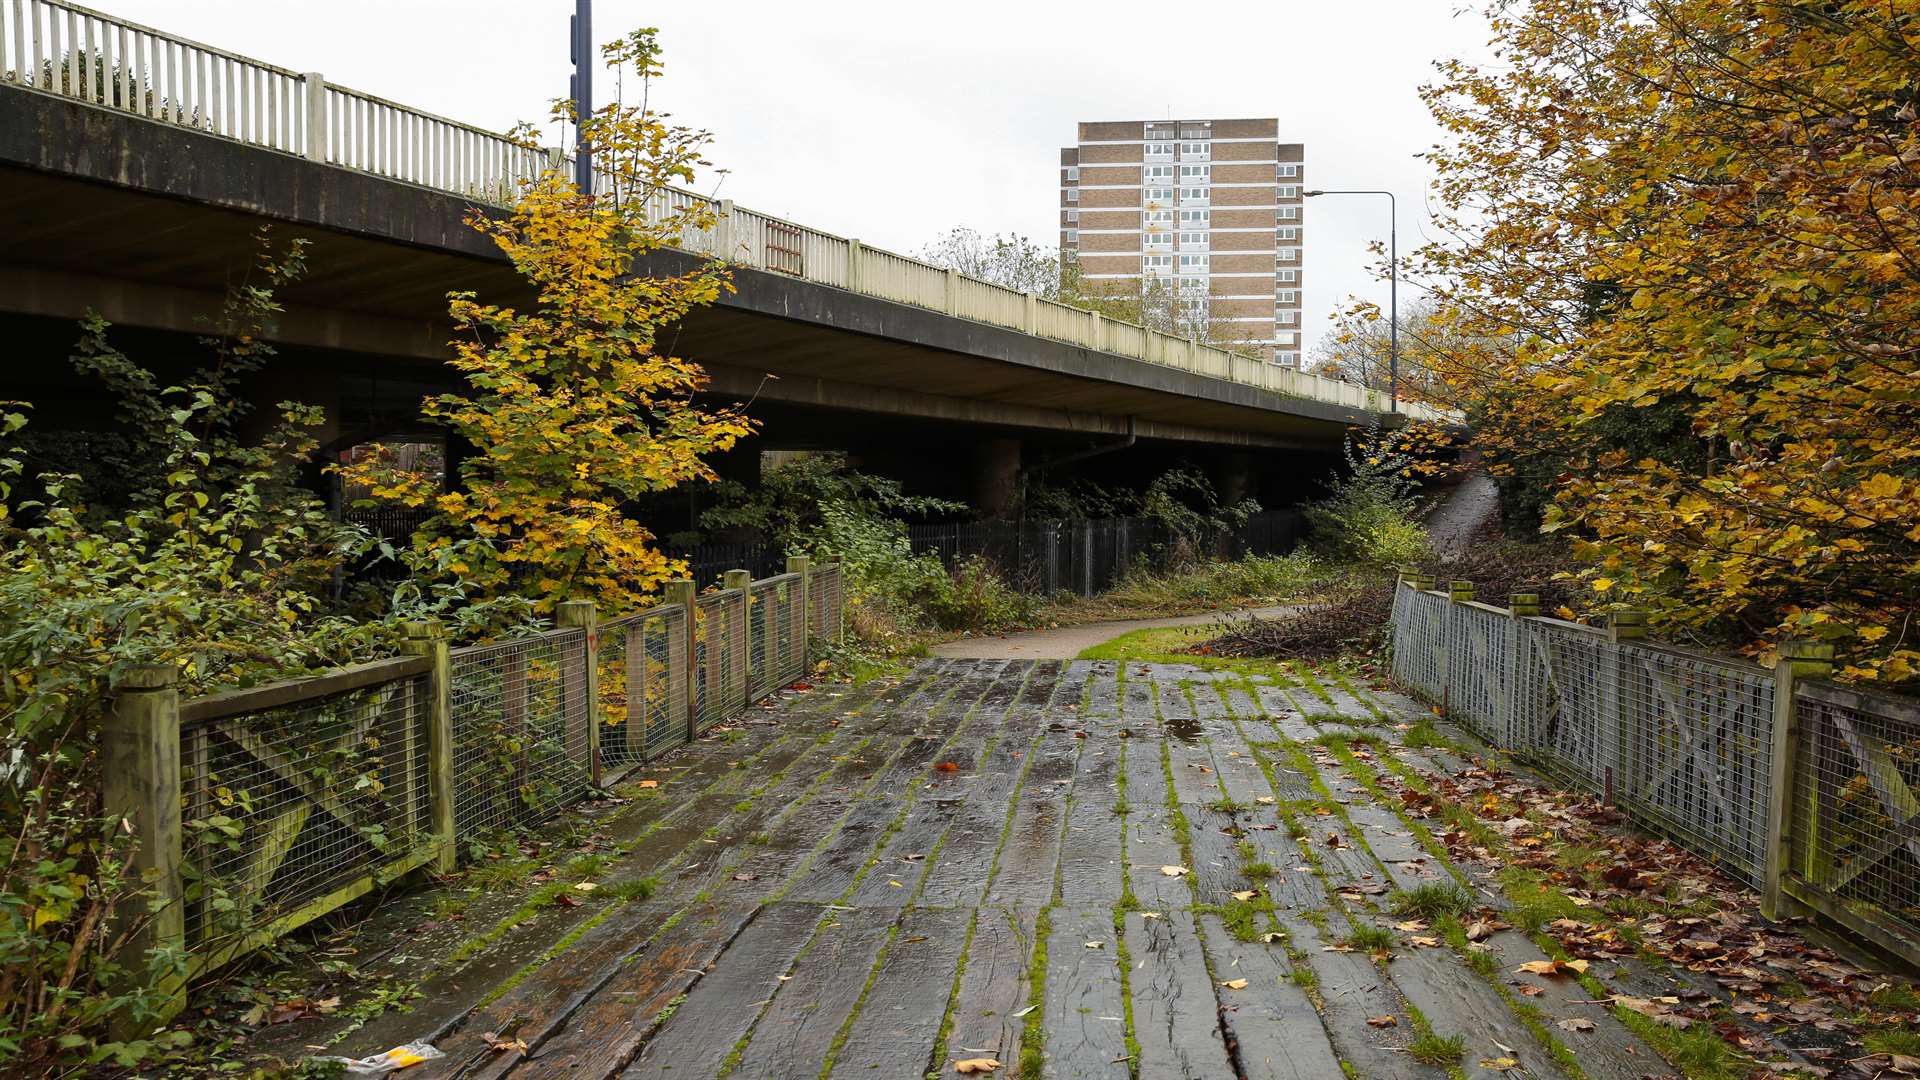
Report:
570,0,593,195
1387,191,1398,412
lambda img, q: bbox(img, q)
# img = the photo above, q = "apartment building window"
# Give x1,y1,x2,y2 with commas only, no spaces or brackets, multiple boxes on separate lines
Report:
1180,141,1211,160
1179,208,1210,226
1180,186,1209,204
1276,308,1298,325
1144,254,1173,273
1066,189,1079,203
1179,124,1211,140
1277,269,1298,283
1145,141,1174,159
1275,331,1298,346
1277,205,1299,221
1144,186,1173,203
1179,253,1209,272
1145,165,1174,182
1064,229,1079,246
1144,209,1173,227
1066,209,1080,223
1064,166,1080,181
1277,289,1299,304
1276,246,1298,262
1278,184,1299,199
1277,226,1298,241
1277,163,1299,178
1180,163,1211,182
1179,275,1208,294
1179,231,1209,249
1275,350,1300,366
1143,231,1171,249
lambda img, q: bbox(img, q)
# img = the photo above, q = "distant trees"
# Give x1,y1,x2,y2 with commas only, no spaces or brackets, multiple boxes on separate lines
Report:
916,228,1261,357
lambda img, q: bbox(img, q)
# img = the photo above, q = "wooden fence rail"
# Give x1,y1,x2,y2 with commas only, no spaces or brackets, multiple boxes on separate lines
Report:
105,561,846,1009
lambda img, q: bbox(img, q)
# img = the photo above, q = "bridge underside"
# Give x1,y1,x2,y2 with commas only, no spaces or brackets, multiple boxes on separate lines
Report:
0,87,1368,511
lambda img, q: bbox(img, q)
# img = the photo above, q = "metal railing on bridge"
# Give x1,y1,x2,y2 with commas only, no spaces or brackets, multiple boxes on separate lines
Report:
1386,575,1920,963
0,0,1452,423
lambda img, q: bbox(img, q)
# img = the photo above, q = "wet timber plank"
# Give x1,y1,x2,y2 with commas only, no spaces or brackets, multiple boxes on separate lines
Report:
1389,943,1569,1080
774,795,907,904
1123,740,1188,909
826,906,973,1077
727,905,899,1078
481,902,756,1080
1198,914,1344,1080
843,796,959,906
1186,807,1250,905
617,901,826,1079
1276,915,1446,1080
983,731,1081,907
1041,906,1130,1080
942,906,1036,1070
1124,909,1236,1079
413,737,859,1077
1057,737,1123,907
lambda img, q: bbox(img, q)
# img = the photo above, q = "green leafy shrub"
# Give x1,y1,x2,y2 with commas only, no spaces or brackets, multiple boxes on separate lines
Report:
1305,424,1431,567
922,556,1037,633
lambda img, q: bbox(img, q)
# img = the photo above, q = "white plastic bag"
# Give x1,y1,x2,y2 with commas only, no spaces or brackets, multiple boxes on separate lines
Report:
315,1042,445,1075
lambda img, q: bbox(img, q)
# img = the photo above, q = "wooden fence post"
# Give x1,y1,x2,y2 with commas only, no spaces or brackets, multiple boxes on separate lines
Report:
104,663,186,1027
665,579,697,740
1763,638,1834,919
402,621,456,874
788,554,812,666
1605,609,1647,807
557,600,601,788
1443,581,1473,717
1506,592,1540,749
725,569,753,709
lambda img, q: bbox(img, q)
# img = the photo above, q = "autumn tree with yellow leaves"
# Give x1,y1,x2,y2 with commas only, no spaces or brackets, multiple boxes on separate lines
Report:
342,30,751,613
1414,0,1920,681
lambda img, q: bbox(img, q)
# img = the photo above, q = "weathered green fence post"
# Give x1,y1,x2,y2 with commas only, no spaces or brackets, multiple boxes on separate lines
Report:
557,599,602,787
104,663,187,1028
1448,580,1475,604
788,554,812,665
402,621,456,875
1763,638,1834,920
665,579,697,740
724,569,753,709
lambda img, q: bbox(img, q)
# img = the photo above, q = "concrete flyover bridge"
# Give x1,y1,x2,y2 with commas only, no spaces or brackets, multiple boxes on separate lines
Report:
0,0,1453,512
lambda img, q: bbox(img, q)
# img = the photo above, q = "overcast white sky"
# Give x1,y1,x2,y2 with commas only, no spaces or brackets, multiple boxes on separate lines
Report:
136,0,1490,352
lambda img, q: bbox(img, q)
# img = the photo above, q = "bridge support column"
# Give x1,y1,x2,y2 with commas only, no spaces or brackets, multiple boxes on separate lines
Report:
1213,451,1254,507
970,437,1021,519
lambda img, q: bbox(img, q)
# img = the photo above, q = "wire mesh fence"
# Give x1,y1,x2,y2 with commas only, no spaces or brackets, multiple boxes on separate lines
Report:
1389,580,1920,949
597,604,689,767
177,659,433,958
694,588,748,733
811,562,845,643
1789,682,1920,942
448,628,594,837
133,560,859,979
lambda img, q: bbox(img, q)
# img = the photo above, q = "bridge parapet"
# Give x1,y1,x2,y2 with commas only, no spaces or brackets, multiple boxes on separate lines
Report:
1,0,1452,424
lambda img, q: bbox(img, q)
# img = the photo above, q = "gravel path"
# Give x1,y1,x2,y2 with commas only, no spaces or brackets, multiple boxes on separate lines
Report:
927,603,1301,660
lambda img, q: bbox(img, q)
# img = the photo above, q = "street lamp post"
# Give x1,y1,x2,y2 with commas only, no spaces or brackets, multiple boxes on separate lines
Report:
570,0,593,194
1304,189,1397,411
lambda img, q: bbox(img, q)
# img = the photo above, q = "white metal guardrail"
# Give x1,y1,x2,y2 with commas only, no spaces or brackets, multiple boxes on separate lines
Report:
2,0,1452,423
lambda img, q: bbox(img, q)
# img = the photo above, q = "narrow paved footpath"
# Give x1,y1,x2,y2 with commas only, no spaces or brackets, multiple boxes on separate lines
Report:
383,659,1789,1079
